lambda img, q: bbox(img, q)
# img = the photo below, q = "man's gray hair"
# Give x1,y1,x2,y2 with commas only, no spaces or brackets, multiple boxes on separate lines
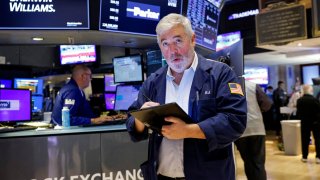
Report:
156,13,194,43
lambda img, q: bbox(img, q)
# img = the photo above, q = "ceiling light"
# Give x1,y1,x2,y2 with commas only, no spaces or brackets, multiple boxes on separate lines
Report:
32,37,44,41
297,43,302,47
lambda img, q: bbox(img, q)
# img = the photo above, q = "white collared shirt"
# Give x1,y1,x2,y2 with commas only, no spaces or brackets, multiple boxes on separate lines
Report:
157,53,198,177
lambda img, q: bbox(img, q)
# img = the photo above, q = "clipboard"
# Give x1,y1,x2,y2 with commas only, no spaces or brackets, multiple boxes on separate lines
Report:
129,102,193,134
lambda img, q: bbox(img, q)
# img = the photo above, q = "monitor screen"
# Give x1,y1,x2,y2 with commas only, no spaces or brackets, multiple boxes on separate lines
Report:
60,45,97,65
0,79,12,88
114,85,141,111
0,0,89,29
99,0,183,36
243,67,269,85
32,95,43,113
146,50,166,77
113,54,143,83
0,89,31,122
302,65,320,85
14,78,43,95
186,0,220,51
104,74,118,92
105,93,116,110
216,31,241,51
207,39,244,77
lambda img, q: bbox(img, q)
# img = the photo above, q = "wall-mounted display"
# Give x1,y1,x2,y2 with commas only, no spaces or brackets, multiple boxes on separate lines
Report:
59,45,97,65
186,0,220,51
99,0,183,36
0,0,89,29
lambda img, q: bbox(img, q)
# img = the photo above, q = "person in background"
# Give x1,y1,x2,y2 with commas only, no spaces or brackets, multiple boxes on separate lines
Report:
273,81,288,137
265,85,274,101
51,64,113,126
235,80,272,180
287,85,302,119
126,13,247,180
296,84,320,164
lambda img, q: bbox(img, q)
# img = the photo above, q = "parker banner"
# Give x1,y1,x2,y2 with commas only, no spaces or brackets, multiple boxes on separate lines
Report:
0,0,89,29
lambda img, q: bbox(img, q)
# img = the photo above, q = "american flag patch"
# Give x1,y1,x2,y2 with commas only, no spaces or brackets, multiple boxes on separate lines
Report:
228,83,244,96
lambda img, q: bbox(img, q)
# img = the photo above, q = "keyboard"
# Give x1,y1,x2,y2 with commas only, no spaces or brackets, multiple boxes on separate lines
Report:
0,126,37,133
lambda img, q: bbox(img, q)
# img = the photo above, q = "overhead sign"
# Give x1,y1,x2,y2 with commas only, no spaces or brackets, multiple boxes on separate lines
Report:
0,0,89,29
256,4,307,45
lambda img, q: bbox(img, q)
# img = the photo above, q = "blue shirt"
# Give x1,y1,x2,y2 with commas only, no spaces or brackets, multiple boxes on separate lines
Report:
51,78,96,126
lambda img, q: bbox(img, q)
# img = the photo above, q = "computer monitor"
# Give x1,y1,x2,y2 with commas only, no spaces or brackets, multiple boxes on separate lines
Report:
14,78,44,95
91,77,105,95
244,67,269,85
104,74,118,92
0,79,12,88
0,89,31,123
113,54,144,84
59,45,97,65
99,0,183,36
146,50,167,77
216,31,241,52
32,95,43,113
186,0,220,51
105,93,116,110
114,85,141,111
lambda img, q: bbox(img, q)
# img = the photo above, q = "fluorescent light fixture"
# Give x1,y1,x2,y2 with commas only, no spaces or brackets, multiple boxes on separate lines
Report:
32,37,44,41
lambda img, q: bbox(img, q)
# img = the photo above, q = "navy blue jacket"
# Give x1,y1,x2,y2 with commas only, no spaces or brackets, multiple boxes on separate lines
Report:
51,79,96,126
126,55,247,180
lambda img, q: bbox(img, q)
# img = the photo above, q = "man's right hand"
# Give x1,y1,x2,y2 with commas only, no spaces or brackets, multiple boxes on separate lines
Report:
91,116,113,124
135,101,160,133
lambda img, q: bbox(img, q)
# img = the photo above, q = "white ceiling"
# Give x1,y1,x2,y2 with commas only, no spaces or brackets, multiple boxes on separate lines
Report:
245,37,320,66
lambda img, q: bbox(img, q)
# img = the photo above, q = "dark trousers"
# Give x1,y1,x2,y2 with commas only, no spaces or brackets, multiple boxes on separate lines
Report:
301,124,320,159
235,135,267,180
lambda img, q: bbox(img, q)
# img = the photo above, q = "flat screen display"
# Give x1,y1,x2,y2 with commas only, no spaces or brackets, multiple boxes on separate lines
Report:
0,79,12,88
302,65,319,85
243,67,269,85
14,78,43,95
146,50,166,77
0,89,31,122
32,95,43,113
105,93,116,110
99,0,183,36
114,85,141,111
0,0,89,29
186,0,220,51
216,31,241,51
60,45,96,65
104,74,118,92
113,54,143,83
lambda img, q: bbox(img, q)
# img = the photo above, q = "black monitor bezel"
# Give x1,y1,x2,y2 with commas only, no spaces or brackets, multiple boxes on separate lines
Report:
112,54,144,84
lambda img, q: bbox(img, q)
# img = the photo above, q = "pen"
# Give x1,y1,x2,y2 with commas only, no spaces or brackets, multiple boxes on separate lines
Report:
143,94,152,102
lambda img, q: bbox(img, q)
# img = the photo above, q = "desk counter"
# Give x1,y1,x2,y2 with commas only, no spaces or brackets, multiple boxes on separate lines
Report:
0,124,148,180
